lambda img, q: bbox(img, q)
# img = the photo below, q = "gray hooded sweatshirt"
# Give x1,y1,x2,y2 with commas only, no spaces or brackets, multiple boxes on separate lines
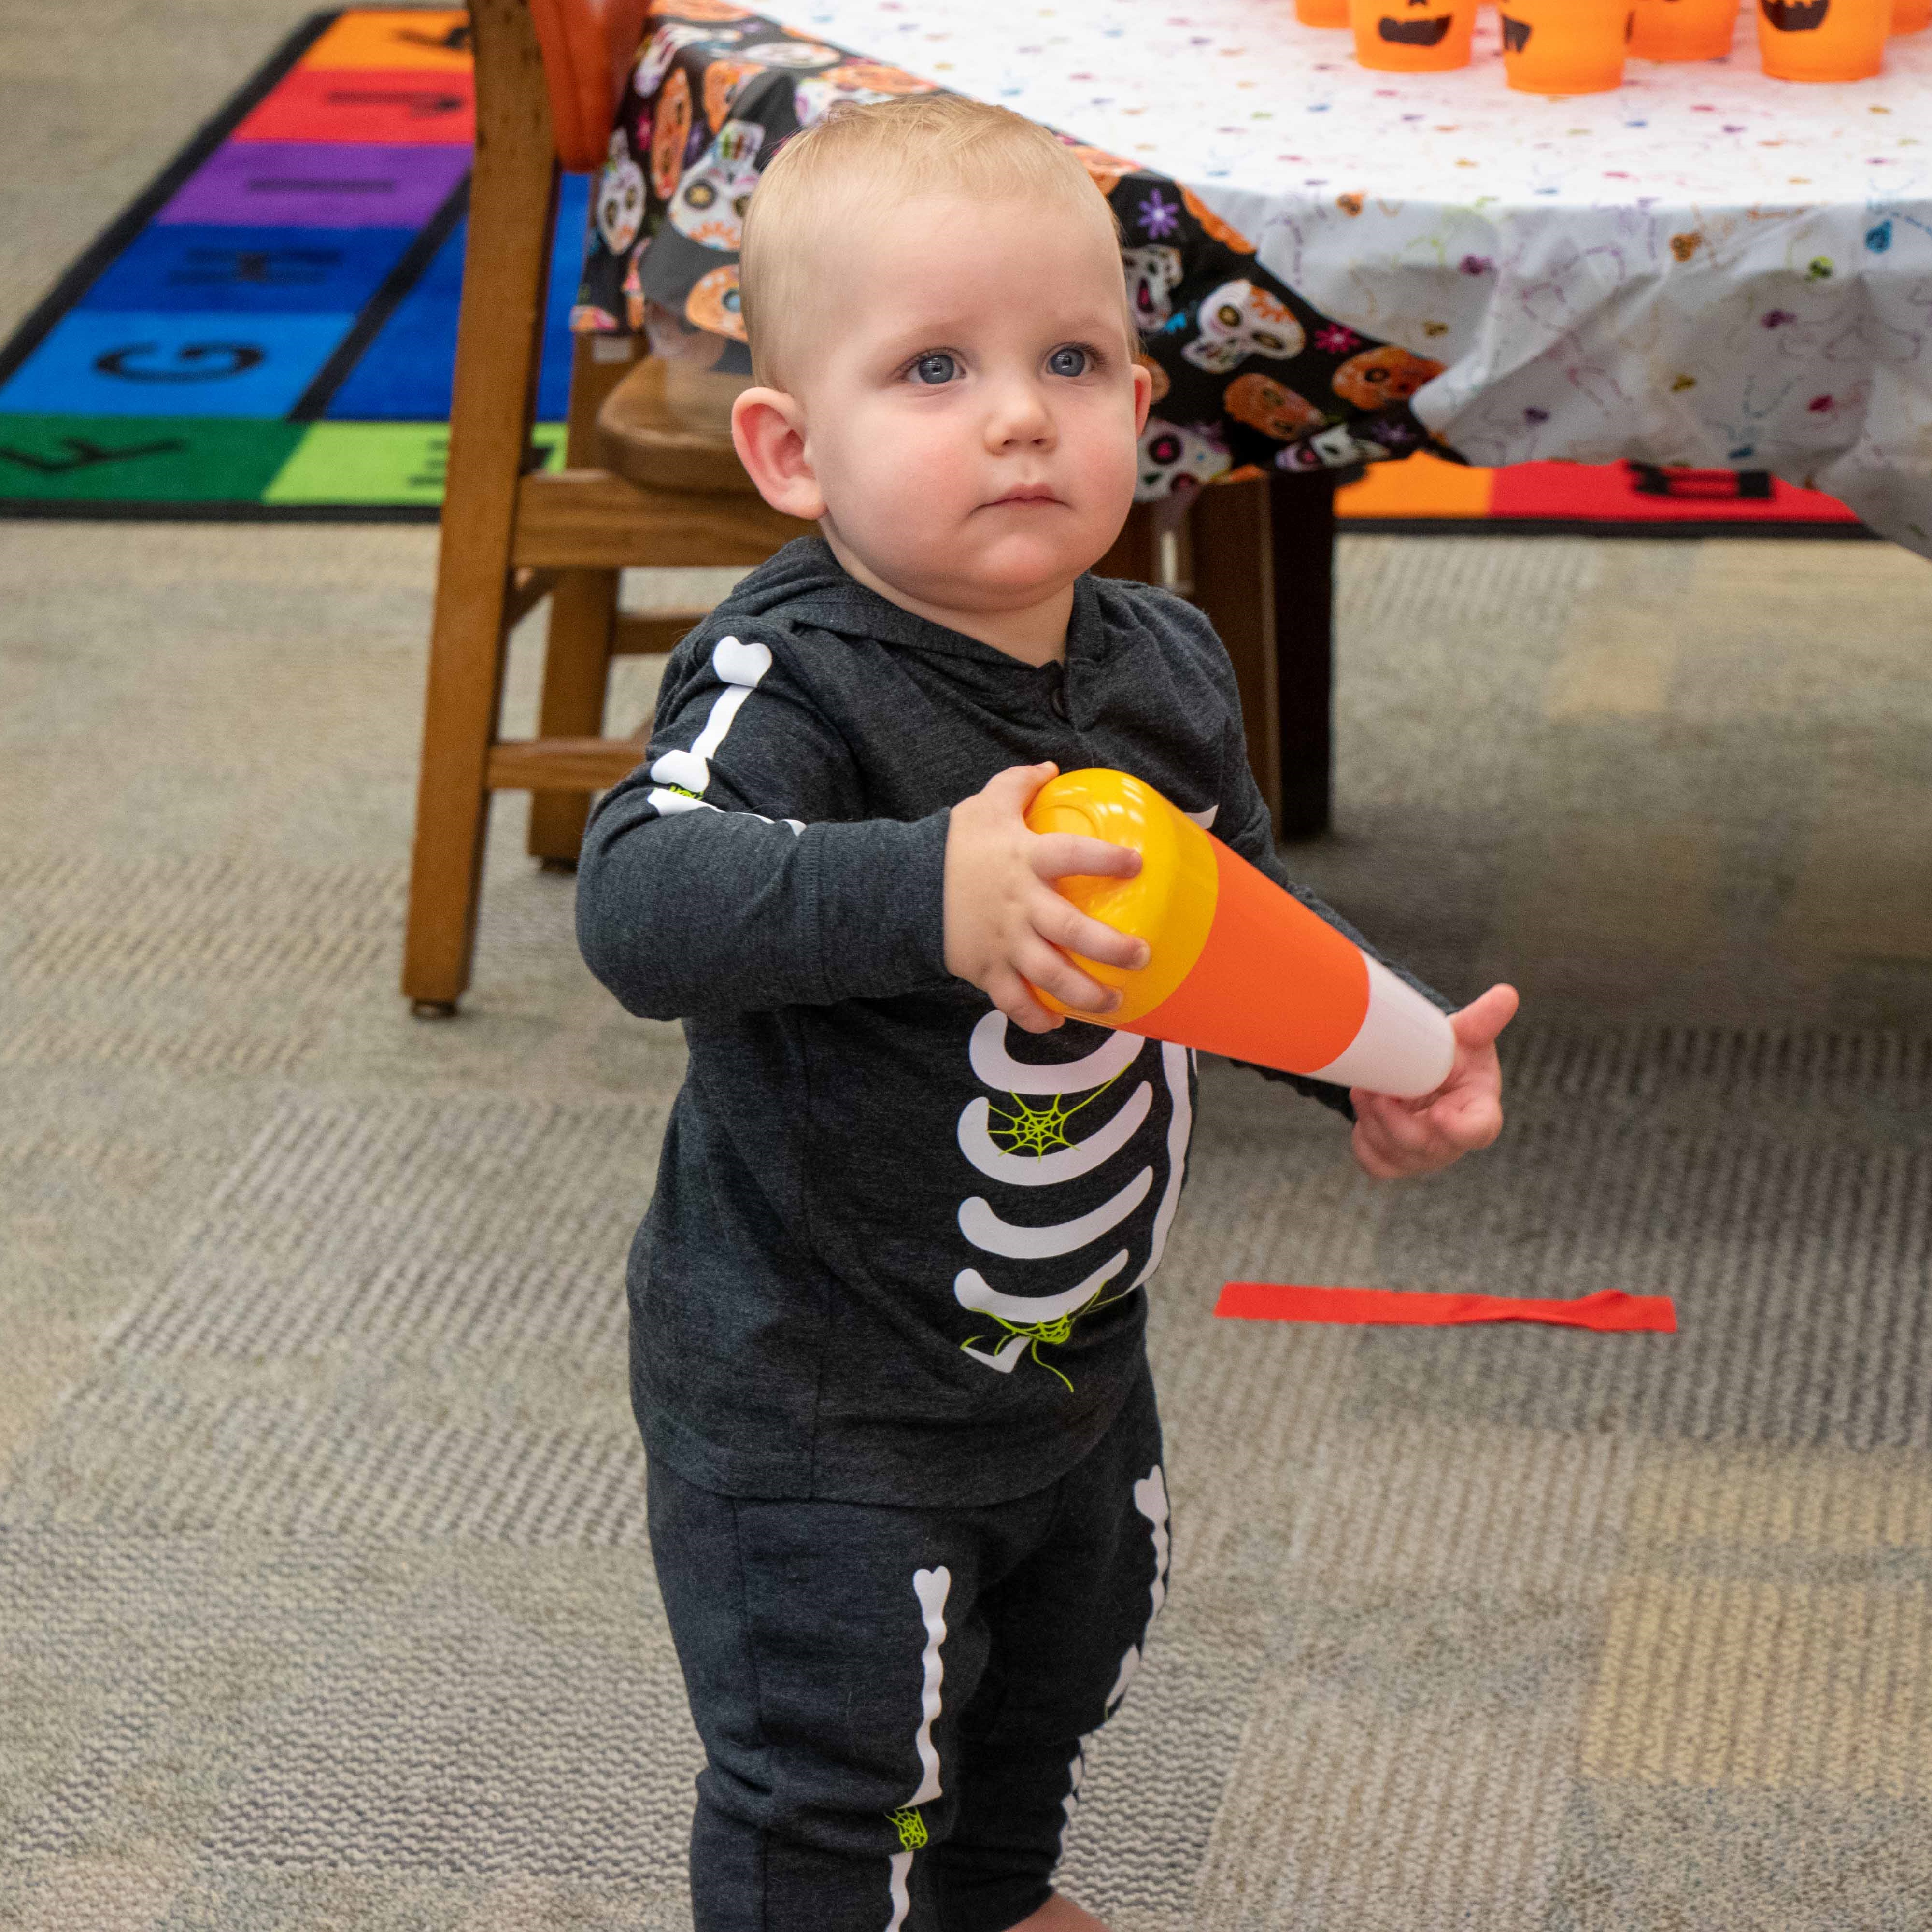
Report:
578,538,1447,1508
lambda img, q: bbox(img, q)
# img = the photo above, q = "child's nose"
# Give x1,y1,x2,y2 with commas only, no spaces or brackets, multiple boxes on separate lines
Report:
984,379,1056,448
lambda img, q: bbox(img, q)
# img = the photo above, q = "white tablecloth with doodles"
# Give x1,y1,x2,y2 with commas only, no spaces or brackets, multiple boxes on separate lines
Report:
777,0,1932,552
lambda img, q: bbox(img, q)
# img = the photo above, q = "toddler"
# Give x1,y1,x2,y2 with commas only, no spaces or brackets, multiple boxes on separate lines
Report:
577,92,1514,1932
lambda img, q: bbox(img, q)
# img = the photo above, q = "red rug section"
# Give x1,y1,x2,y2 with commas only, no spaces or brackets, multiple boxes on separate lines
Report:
1489,461,1859,526
1215,1281,1677,1332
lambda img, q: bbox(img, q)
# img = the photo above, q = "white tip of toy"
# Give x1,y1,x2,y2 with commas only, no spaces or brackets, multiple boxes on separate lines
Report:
1307,955,1456,1099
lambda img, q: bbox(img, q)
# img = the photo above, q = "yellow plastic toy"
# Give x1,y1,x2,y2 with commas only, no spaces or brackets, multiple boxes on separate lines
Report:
1024,769,1456,1098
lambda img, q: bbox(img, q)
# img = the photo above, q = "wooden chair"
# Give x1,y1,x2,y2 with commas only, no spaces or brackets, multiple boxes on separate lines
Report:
402,0,1339,1015
402,0,807,1014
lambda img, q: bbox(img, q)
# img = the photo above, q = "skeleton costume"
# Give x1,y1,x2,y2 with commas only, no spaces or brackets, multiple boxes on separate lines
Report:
577,538,1448,1932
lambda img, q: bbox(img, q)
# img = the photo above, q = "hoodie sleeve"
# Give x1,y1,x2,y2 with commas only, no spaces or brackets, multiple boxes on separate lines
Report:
577,628,952,1021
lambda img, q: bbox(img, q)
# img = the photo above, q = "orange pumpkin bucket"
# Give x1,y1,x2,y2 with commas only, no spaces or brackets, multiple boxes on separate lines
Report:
1023,770,1455,1098
1630,0,1739,58
1349,0,1479,71
1296,0,1352,26
1500,0,1633,90
1894,0,1930,32
1757,0,1888,77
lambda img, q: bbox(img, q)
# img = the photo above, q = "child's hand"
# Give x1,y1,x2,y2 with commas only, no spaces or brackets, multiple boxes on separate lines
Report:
1350,983,1519,1179
944,762,1150,1034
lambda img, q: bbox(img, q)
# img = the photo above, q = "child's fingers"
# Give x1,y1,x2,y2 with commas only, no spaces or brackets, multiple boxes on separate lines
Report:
1028,832,1142,884
989,971,1068,1034
1353,1091,1440,1161
1032,892,1151,973
1450,983,1519,1051
1013,938,1122,1018
982,761,1061,820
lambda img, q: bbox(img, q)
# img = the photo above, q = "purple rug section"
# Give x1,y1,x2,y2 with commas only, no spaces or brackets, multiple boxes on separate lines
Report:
156,141,471,230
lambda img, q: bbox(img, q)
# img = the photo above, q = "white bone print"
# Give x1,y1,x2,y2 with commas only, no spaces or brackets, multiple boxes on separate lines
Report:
648,635,803,831
1106,1464,1171,1714
885,1566,952,1932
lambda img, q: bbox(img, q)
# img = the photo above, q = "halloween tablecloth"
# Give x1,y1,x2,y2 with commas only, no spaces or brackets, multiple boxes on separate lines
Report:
575,0,1932,554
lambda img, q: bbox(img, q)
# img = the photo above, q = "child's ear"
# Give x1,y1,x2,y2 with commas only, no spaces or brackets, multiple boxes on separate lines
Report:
1130,359,1154,436
732,387,825,522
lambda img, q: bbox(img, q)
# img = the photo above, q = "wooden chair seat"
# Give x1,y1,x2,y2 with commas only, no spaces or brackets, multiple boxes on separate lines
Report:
595,358,757,495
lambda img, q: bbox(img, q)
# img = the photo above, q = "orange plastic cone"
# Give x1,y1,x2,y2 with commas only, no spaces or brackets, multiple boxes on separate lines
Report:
1025,769,1456,1098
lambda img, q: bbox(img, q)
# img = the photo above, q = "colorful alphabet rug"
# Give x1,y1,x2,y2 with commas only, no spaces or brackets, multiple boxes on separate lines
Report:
0,10,585,517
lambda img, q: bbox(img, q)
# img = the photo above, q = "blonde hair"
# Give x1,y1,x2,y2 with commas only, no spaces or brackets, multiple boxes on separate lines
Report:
739,93,1129,387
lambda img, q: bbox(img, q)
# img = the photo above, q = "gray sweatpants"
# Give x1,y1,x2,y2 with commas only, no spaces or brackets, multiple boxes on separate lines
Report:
646,1370,1168,1932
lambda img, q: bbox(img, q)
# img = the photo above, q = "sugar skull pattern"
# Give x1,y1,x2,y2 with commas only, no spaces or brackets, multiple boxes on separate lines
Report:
575,0,1452,482
669,120,764,250
596,131,647,256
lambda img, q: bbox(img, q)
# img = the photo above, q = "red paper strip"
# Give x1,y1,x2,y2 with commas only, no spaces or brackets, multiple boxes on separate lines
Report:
1215,1282,1676,1333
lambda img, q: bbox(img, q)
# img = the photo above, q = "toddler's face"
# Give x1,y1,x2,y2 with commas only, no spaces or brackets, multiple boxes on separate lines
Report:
784,190,1149,619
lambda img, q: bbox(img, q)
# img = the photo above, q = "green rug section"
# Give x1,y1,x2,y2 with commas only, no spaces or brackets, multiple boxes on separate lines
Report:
0,417,566,512
0,415,305,506
262,421,565,509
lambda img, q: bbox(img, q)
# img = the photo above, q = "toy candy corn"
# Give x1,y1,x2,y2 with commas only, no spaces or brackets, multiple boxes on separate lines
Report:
1024,769,1456,1099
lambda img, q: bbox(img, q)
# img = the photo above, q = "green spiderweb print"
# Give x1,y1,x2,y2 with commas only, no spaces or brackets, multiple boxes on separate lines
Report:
963,1070,1135,1391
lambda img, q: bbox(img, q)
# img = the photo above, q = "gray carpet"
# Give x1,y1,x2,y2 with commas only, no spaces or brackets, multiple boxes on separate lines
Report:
8,5,1932,1927
5,513,1932,1932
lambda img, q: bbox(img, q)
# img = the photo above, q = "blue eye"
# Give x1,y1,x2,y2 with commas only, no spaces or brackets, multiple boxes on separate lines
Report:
1048,345,1090,377
911,352,958,385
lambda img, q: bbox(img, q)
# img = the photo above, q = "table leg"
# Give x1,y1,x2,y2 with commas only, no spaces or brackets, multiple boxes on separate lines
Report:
1268,470,1337,840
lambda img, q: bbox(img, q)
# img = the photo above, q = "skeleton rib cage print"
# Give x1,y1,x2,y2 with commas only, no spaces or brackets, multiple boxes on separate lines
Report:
954,1013,1193,1388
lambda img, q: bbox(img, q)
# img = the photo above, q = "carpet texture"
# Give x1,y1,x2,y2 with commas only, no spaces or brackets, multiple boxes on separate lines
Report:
6,12,1932,1920
4,512,1932,1932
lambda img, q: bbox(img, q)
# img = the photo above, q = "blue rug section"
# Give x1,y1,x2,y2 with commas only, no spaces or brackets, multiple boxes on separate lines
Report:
78,225,419,317
0,311,358,419
325,173,588,423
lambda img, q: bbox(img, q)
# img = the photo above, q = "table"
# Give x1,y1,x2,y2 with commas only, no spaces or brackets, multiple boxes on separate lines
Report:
572,0,1932,825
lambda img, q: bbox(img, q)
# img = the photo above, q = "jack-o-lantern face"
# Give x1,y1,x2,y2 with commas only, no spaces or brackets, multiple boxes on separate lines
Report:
1758,0,1878,72
1500,12,1533,47
1330,344,1444,410
1225,373,1325,441
1380,0,1455,43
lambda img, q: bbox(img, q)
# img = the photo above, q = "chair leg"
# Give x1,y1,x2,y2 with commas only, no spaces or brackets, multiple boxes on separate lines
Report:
527,567,620,865
524,332,639,867
401,0,561,1012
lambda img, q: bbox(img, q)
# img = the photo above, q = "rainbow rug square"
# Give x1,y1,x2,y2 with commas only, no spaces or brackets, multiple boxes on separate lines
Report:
0,9,582,518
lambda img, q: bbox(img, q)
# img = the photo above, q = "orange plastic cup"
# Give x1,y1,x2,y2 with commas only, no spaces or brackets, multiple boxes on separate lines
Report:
1630,0,1738,57
1894,0,1930,32
1758,0,1887,77
1023,769,1455,1096
1500,0,1632,90
1349,0,1478,71
1297,0,1352,25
